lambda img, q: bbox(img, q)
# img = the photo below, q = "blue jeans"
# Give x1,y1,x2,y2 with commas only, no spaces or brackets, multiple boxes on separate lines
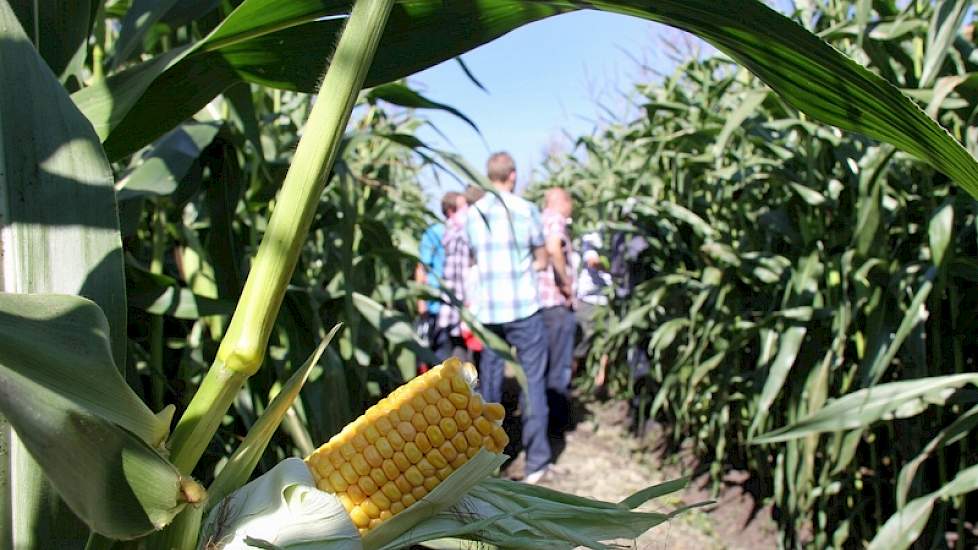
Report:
541,305,575,434
541,306,575,395
478,311,551,475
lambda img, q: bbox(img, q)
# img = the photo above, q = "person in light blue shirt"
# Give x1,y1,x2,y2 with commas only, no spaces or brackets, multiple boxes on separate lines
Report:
466,151,553,484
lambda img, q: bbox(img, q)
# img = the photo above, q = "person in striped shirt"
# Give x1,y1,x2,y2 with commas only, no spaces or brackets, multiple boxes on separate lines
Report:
466,152,553,484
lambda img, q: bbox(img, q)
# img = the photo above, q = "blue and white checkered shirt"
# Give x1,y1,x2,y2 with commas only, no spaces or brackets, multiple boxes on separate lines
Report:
466,191,545,325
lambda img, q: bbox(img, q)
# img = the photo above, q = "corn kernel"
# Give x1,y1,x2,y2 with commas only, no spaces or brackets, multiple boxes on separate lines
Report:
491,426,509,449
411,485,427,501
381,481,401,501
436,378,452,397
316,478,334,492
417,458,436,477
392,452,411,472
351,455,370,476
422,405,441,425
339,494,355,511
427,449,448,469
371,468,388,486
423,476,439,491
454,410,472,430
436,466,453,481
361,498,380,519
349,506,370,528
397,422,417,442
329,471,348,491
397,403,416,421
410,413,428,432
439,441,458,462
364,425,381,444
467,394,483,417
347,484,366,504
351,434,369,451
364,446,383,468
450,455,466,469
358,476,377,495
390,502,405,515
415,432,432,453
404,465,423,486
423,388,441,405
328,452,345,469
484,403,505,422
451,432,468,453
394,476,412,495
437,399,455,417
402,493,417,508
371,492,391,511
474,416,493,436
425,425,445,447
465,426,482,447
387,430,405,451
375,438,394,459
448,393,468,410
340,463,358,485
376,416,394,435
410,395,427,413
379,510,392,521
439,417,458,439
466,446,479,458
450,375,469,393
404,442,423,464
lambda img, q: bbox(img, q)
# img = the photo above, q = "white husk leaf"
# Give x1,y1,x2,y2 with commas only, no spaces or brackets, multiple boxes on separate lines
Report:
198,458,361,550
200,451,692,550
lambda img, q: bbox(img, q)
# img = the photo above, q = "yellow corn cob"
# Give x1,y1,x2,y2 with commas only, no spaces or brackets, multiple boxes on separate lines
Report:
304,358,509,536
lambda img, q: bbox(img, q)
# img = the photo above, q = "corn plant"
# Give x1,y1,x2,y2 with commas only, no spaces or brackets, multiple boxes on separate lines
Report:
4,0,978,549
538,1,978,547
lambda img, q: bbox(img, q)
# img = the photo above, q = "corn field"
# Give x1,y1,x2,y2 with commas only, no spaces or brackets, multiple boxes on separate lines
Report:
2,0,978,549
538,2,978,547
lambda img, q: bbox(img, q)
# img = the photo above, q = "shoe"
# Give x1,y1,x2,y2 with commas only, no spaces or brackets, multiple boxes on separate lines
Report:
524,465,553,485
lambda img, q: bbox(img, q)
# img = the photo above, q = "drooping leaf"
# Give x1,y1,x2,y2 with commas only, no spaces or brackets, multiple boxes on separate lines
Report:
73,0,978,202
368,82,480,135
0,294,196,539
755,373,978,443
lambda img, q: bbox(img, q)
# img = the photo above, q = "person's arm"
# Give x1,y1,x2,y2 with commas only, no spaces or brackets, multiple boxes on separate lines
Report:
532,245,549,272
415,262,428,314
546,234,572,297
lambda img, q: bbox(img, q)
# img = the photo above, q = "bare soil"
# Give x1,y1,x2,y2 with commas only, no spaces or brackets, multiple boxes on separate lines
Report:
499,389,779,550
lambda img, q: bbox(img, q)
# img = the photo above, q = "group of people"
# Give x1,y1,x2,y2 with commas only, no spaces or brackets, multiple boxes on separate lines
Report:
415,152,610,484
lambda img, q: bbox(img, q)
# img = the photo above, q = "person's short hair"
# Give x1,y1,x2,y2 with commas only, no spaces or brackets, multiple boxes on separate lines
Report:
464,184,486,205
486,152,516,183
441,191,462,217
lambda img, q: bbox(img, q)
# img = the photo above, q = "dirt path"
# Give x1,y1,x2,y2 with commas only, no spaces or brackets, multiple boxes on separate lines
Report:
500,395,778,549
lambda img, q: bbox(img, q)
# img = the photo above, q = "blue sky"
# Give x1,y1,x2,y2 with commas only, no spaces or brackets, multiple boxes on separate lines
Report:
402,5,799,213
408,11,686,208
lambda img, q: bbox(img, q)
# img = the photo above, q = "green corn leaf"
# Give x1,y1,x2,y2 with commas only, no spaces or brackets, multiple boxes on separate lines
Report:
0,294,200,539
209,324,341,510
73,0,978,202
869,464,978,550
1,2,130,545
8,0,96,82
895,403,978,507
352,292,439,368
920,0,969,88
755,373,978,443
117,121,222,200
368,82,480,135
113,0,185,69
927,199,954,267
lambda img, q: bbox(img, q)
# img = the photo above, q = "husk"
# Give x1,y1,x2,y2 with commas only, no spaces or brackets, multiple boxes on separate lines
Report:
198,458,360,550
201,451,696,550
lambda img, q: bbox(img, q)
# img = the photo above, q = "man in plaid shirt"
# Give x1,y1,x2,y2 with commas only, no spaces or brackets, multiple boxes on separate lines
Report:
537,187,575,435
466,152,553,483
